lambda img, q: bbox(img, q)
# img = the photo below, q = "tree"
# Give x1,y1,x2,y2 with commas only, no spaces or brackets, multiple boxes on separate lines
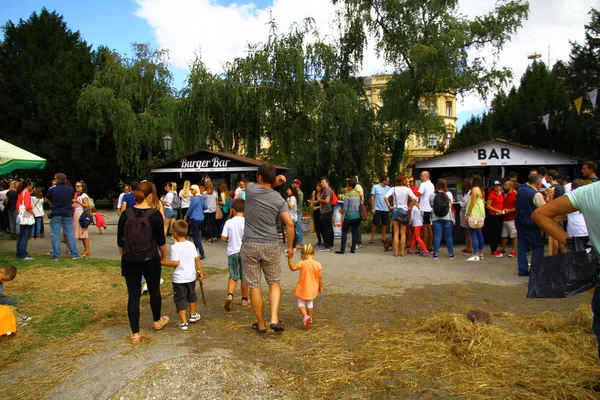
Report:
0,8,94,183
77,44,175,180
332,0,529,176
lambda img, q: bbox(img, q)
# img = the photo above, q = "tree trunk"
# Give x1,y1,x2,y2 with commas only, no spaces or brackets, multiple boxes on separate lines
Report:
387,135,406,178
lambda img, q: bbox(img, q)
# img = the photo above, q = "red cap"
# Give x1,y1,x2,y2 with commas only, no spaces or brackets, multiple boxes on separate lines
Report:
293,179,301,186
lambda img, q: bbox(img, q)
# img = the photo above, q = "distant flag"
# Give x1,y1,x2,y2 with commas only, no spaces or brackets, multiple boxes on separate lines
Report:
542,114,550,130
589,88,598,109
574,97,583,115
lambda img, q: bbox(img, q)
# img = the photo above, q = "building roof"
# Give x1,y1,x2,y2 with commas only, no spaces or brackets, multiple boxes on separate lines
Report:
415,139,578,169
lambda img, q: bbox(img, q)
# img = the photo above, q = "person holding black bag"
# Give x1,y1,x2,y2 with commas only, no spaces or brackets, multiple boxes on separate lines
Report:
532,180,600,361
429,178,456,260
335,178,362,254
384,176,417,257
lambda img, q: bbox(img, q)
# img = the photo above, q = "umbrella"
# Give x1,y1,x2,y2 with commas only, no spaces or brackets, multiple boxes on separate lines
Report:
0,139,46,174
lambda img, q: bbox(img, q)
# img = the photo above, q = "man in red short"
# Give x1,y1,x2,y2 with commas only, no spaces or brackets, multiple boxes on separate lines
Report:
499,180,517,257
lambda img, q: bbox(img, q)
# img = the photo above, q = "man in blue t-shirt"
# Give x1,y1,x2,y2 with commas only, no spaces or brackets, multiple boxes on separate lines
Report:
370,176,390,244
45,173,81,260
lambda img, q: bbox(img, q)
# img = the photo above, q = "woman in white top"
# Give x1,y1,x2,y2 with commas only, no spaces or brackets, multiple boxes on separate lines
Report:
459,178,473,255
31,186,45,239
567,179,590,242
179,180,193,218
384,176,417,257
202,180,218,242
161,182,177,236
73,180,91,256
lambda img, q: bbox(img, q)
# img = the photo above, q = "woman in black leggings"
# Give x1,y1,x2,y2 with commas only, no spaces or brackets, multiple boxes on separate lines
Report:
117,181,169,344
311,182,323,246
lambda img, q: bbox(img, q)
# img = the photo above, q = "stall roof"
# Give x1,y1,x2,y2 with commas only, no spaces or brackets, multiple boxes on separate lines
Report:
150,149,289,173
415,139,578,169
0,139,46,174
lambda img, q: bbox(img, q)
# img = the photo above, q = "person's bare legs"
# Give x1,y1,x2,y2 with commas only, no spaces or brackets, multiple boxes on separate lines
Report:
178,309,187,324
424,224,433,250
512,237,518,255
464,228,473,252
82,238,90,255
268,282,281,325
299,305,308,317
400,224,407,256
241,281,249,299
227,279,238,295
189,302,196,317
382,223,388,243
370,224,377,241
392,221,400,256
250,287,266,330
500,237,508,252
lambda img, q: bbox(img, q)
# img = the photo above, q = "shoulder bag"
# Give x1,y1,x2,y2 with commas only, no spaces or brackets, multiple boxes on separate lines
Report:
17,197,35,226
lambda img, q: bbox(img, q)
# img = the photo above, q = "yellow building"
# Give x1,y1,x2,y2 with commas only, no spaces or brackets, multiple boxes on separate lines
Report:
364,74,457,171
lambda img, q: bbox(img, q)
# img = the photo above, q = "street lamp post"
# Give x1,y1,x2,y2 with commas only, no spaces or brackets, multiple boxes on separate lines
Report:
162,134,173,157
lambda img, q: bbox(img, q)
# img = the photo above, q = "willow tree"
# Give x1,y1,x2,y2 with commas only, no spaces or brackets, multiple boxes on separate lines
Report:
333,0,529,175
177,20,384,188
77,44,174,179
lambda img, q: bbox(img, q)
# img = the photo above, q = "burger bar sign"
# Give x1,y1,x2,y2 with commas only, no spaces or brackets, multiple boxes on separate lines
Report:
180,157,230,170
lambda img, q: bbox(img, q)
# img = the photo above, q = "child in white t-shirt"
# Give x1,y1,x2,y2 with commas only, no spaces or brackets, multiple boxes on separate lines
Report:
220,198,249,311
408,204,427,254
161,220,204,331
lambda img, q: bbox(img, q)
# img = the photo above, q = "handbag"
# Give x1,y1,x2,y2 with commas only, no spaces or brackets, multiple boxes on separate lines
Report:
393,188,411,225
215,205,224,220
17,197,35,226
79,210,94,228
359,203,368,221
467,215,484,229
528,238,599,298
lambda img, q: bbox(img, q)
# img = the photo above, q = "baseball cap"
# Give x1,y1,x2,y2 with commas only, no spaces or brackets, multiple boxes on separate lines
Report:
493,180,501,186
294,179,301,186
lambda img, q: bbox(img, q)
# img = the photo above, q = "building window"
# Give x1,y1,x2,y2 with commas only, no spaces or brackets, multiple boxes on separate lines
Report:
427,134,437,149
445,101,452,117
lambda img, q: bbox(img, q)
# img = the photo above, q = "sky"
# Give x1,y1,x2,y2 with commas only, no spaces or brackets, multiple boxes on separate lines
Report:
1,0,597,129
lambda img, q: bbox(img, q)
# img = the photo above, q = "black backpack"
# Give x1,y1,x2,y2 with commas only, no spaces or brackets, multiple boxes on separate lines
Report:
122,208,157,262
432,191,450,217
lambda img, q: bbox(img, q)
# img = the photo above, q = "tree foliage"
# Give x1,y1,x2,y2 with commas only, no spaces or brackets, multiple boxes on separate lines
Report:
450,8,600,162
333,0,529,176
0,8,94,184
77,44,175,179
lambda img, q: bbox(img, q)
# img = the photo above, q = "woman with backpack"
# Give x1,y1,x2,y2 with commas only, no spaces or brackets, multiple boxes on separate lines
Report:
384,176,417,257
429,178,456,259
202,180,218,242
118,181,169,344
161,182,177,236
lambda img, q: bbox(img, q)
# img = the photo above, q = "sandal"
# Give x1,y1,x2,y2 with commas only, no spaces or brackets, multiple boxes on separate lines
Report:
251,321,267,334
270,321,285,332
129,333,141,344
153,315,170,331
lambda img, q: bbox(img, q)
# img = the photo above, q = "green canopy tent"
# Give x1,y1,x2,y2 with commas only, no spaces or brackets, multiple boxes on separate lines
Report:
0,139,46,174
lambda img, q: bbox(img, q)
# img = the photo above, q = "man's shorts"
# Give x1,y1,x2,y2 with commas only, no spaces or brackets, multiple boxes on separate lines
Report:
227,253,244,281
372,210,390,226
240,242,281,288
502,220,517,239
422,211,432,225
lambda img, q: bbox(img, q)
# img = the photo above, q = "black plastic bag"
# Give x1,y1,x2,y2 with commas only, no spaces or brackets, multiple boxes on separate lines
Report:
527,238,599,298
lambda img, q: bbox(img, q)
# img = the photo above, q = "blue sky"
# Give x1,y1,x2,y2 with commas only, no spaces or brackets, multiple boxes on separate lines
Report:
2,0,596,130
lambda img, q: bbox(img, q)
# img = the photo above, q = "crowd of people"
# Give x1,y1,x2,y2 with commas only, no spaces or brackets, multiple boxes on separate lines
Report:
3,161,600,360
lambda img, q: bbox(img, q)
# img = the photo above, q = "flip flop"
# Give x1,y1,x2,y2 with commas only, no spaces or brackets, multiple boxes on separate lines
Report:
251,321,267,334
129,333,141,344
270,321,285,332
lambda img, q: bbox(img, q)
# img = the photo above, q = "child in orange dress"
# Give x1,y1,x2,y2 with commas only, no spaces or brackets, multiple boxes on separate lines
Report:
91,208,109,234
288,244,323,329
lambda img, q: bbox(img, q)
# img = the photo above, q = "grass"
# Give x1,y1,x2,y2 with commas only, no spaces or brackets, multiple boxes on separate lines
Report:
0,251,225,370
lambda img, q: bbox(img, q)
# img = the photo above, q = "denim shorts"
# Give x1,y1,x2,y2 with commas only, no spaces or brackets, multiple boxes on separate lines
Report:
164,208,177,219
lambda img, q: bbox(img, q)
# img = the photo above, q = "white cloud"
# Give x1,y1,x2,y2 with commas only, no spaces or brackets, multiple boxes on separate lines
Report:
135,0,596,115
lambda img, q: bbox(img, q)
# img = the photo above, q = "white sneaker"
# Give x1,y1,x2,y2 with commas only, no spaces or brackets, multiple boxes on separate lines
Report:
178,322,189,331
466,255,480,262
188,313,201,323
159,278,165,285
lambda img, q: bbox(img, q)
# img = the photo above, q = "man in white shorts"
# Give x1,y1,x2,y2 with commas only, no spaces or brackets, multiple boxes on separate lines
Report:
499,180,518,257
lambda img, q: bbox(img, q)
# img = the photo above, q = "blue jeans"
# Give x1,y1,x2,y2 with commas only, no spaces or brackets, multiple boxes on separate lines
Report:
31,217,43,237
340,218,360,252
433,219,454,255
8,209,19,234
516,226,544,275
295,216,303,245
189,218,205,257
50,216,80,259
469,227,484,254
16,224,33,258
